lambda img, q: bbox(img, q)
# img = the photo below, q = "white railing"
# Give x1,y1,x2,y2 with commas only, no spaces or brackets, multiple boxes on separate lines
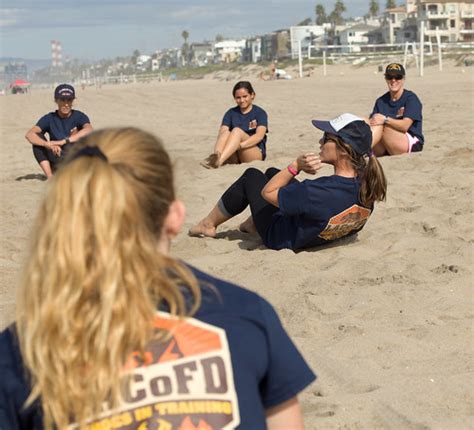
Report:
295,39,473,77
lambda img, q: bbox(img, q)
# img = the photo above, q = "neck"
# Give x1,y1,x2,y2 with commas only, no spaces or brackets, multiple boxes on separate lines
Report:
390,88,403,101
240,105,252,114
58,110,72,119
333,159,357,178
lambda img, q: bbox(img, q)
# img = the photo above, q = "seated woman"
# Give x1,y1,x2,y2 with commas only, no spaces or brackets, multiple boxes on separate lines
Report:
0,128,315,430
202,81,268,168
25,84,93,178
369,63,424,156
190,114,387,251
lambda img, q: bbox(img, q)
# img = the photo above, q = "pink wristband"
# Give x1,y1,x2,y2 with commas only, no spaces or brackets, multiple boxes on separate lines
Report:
287,165,299,176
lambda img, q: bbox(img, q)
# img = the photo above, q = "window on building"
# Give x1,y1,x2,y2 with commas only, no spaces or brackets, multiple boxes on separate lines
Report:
450,19,455,28
405,32,411,38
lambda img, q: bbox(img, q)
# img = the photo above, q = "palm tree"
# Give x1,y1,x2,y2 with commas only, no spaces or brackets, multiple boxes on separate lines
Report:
369,0,379,16
181,30,190,66
329,1,346,26
298,18,313,26
315,4,327,25
181,30,189,44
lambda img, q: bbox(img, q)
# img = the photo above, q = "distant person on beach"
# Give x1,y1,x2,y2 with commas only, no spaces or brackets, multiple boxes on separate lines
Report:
0,128,315,429
25,84,93,178
369,63,424,156
201,81,268,168
190,114,387,251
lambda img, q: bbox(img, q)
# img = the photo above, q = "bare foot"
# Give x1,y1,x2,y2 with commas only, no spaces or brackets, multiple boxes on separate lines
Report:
200,153,213,169
209,152,220,168
188,220,217,238
239,216,257,234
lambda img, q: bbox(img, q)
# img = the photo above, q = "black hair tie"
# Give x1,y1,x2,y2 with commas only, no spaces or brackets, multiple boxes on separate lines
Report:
70,146,108,163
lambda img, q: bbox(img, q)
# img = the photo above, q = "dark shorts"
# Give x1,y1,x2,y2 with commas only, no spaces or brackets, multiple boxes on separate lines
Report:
32,142,74,170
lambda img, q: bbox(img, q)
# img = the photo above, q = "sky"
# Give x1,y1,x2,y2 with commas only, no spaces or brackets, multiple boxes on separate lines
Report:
1,0,372,61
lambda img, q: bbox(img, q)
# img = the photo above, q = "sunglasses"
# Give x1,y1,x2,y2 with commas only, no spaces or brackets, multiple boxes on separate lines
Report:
320,133,336,144
385,75,404,81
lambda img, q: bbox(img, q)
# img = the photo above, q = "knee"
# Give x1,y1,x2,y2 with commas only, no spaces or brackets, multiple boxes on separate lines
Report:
244,167,261,177
265,167,280,177
230,127,245,137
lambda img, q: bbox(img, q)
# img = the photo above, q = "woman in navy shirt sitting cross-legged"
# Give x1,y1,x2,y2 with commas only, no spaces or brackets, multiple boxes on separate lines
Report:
201,81,268,169
369,63,424,156
190,113,387,251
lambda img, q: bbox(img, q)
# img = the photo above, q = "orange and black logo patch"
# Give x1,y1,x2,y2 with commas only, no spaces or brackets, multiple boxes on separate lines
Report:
319,204,371,241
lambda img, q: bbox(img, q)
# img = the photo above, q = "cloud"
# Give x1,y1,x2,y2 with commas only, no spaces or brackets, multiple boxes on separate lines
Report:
0,8,26,27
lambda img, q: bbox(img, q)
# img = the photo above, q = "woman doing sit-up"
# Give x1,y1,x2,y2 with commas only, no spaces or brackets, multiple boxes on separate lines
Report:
190,114,387,251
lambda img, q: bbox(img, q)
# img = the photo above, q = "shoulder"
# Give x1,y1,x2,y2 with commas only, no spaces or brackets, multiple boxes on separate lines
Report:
37,111,56,123
376,92,390,103
225,106,240,115
0,324,26,387
404,90,421,103
71,110,90,120
252,105,267,114
188,264,271,318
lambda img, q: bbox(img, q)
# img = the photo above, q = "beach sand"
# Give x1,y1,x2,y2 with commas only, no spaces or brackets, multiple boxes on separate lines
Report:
1,62,473,429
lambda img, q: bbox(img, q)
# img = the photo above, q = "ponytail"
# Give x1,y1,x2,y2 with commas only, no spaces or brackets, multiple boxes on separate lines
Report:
359,153,387,207
335,137,387,207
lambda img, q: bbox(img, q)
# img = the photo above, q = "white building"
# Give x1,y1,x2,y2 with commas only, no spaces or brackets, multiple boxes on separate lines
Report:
289,25,328,58
213,39,246,63
339,23,379,51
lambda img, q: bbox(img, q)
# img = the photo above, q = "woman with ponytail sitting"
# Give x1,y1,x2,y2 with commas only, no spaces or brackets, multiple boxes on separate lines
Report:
190,113,387,251
0,128,315,430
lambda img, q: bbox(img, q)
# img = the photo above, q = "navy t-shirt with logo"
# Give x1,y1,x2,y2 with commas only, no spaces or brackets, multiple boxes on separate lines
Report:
222,105,268,159
0,266,315,430
267,175,372,251
36,110,90,141
371,89,424,144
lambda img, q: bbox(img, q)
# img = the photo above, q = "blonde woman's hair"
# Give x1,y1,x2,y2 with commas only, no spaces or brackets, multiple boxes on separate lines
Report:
335,137,387,207
15,128,200,429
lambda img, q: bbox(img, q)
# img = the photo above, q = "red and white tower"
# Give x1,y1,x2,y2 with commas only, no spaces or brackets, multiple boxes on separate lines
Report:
51,40,63,68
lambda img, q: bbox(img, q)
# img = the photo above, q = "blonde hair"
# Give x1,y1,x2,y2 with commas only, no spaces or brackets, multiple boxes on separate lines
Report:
16,128,200,429
335,137,387,207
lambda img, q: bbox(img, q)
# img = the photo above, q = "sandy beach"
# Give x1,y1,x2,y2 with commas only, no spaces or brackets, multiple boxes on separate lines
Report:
1,61,473,429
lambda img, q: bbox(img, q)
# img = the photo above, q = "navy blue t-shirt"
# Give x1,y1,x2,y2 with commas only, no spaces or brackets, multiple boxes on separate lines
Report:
36,110,90,141
267,175,373,250
371,90,424,144
0,266,315,430
222,105,268,159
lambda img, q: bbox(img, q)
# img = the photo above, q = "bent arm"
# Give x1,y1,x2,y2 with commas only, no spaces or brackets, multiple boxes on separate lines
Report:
384,116,413,133
261,161,297,207
240,125,266,149
266,396,305,430
68,123,93,143
370,113,413,133
25,125,50,147
262,154,320,206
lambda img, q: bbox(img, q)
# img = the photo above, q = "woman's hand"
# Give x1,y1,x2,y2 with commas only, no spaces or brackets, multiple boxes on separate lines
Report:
47,141,62,156
296,153,321,175
369,113,386,126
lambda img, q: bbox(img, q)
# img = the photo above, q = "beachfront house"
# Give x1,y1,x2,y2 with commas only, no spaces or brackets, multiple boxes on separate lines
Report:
339,23,379,52
243,37,262,63
259,29,291,61
213,39,246,63
417,0,474,42
289,25,327,59
136,55,151,72
189,42,213,66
